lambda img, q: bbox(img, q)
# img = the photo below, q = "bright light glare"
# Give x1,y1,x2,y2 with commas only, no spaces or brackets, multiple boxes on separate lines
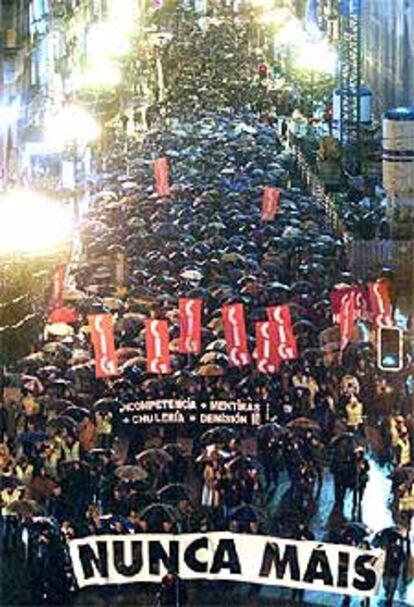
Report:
82,62,122,88
294,40,337,74
250,0,275,10
0,191,74,256
45,105,100,150
274,17,307,47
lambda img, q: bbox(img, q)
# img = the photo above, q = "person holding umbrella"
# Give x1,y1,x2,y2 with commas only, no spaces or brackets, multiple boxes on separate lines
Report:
382,538,405,605
351,446,370,522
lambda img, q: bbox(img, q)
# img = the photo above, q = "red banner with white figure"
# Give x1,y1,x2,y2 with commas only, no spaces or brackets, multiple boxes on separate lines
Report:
49,264,66,311
256,322,281,373
330,286,369,324
339,290,356,351
266,305,298,360
154,157,170,197
88,314,118,378
179,298,202,354
222,303,251,367
261,186,280,221
145,319,171,374
368,279,393,329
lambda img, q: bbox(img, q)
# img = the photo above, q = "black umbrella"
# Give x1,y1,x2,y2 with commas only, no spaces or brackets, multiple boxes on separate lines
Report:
62,406,91,422
157,483,189,504
139,503,176,526
340,522,371,543
372,527,406,548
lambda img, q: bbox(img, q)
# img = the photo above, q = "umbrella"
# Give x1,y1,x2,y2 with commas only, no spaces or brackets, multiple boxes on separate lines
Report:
372,527,406,548
199,351,228,364
21,375,44,395
181,269,203,281
44,323,74,337
286,417,321,433
157,483,189,504
47,415,78,431
200,427,237,445
62,406,91,422
19,352,47,369
136,449,173,468
198,363,225,377
139,503,176,526
42,342,71,356
8,499,43,517
115,465,148,482
257,423,285,441
93,397,119,413
340,522,371,543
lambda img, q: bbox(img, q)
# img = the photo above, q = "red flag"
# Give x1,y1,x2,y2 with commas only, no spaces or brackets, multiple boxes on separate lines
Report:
154,157,170,196
368,279,393,328
49,264,66,311
261,186,280,221
266,305,298,360
145,319,171,374
330,286,368,324
255,322,281,373
88,314,118,378
222,303,251,367
48,306,79,325
179,298,202,354
339,291,356,351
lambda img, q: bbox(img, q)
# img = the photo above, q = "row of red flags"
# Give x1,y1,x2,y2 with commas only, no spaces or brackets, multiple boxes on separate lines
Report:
332,280,393,351
87,302,297,379
154,157,280,221
49,260,393,379
88,279,393,378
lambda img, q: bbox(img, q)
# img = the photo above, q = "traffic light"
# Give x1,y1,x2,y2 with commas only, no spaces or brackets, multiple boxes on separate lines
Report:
377,327,403,372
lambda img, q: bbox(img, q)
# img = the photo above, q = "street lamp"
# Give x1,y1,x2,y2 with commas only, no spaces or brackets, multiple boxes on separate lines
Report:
0,190,73,257
0,190,73,363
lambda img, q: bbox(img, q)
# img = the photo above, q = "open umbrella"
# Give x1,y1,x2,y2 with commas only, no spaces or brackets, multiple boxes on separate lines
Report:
200,427,237,445
340,522,371,543
115,465,148,483
21,375,44,396
62,406,91,422
157,483,189,504
226,455,259,472
93,397,119,413
47,415,78,431
8,499,43,517
136,449,173,468
257,423,285,442
139,503,176,526
198,363,225,377
199,351,228,364
286,417,321,433
372,526,406,548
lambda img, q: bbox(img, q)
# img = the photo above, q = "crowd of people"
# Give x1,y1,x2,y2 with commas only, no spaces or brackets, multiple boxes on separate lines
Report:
0,108,412,606
0,5,413,606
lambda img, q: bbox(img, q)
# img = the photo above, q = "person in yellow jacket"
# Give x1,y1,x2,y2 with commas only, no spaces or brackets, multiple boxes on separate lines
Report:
398,481,414,534
395,428,412,468
346,395,364,434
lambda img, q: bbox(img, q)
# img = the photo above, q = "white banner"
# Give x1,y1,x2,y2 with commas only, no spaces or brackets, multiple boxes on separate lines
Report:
69,532,385,597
